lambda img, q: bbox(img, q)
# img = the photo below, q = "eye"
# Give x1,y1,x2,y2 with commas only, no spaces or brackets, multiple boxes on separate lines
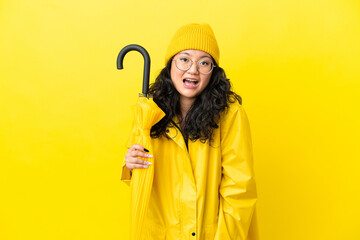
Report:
199,60,211,66
179,57,190,63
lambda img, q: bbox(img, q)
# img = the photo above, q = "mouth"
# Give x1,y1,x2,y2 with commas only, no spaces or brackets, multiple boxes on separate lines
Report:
183,79,199,87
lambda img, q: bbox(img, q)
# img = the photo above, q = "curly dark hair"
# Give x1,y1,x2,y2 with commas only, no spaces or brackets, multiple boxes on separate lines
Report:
149,58,242,143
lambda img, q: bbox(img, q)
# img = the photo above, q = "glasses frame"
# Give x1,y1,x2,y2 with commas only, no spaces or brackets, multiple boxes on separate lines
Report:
173,57,216,75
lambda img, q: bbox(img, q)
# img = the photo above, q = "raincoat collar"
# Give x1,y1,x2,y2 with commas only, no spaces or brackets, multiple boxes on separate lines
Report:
165,116,197,187
165,116,188,152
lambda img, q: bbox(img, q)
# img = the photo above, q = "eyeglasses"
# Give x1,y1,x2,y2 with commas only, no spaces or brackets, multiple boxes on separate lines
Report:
173,56,216,74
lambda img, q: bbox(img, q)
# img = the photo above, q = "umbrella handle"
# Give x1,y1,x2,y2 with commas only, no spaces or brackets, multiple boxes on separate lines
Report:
117,44,151,96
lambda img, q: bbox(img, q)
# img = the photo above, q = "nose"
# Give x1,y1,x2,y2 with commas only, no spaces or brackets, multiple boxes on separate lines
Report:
187,61,199,74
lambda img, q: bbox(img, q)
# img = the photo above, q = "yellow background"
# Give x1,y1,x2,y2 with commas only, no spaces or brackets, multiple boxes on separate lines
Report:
1,0,359,239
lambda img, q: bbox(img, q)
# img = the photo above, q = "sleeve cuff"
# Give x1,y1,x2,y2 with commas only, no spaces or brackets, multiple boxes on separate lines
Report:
120,158,132,185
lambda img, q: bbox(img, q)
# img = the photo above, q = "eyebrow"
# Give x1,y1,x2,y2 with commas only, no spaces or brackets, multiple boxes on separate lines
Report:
178,52,212,59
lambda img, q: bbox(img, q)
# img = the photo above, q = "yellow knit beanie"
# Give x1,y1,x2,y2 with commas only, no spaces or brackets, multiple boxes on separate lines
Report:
165,23,220,65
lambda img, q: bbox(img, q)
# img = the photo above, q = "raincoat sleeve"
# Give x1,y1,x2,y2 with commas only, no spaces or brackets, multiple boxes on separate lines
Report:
215,103,258,240
120,127,137,186
120,157,132,185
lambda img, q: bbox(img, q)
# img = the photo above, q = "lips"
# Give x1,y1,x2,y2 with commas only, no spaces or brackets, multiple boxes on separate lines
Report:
183,79,199,88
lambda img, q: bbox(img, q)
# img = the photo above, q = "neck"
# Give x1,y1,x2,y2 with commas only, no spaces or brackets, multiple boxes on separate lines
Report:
178,97,195,128
179,97,195,117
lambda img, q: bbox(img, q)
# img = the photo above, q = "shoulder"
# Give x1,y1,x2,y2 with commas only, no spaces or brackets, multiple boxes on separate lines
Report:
219,98,251,134
220,98,245,120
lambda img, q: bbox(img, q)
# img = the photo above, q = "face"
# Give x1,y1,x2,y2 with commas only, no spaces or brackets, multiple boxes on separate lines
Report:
170,49,213,104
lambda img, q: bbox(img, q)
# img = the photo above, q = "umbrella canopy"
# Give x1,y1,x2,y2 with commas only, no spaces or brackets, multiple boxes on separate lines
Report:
117,45,165,240
127,96,164,240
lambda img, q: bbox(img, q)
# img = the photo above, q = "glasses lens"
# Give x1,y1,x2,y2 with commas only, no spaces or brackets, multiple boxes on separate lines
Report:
197,60,213,74
175,57,192,71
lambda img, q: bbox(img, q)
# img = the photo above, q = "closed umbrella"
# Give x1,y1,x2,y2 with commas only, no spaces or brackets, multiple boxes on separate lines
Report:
117,44,165,240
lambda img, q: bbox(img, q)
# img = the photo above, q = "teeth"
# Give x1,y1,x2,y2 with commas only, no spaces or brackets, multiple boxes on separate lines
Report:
184,79,198,82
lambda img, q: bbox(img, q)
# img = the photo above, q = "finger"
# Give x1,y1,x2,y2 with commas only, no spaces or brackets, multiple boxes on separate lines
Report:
130,144,150,153
129,163,150,169
130,151,153,159
128,157,152,165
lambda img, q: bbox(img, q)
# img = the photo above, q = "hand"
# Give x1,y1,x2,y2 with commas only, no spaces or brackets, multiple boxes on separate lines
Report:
125,144,153,172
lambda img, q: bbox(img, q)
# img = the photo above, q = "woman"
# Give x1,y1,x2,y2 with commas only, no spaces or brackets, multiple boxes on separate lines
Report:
121,23,257,240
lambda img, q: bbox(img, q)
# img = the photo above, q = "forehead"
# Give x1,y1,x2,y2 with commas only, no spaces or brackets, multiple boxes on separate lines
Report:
177,49,212,58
